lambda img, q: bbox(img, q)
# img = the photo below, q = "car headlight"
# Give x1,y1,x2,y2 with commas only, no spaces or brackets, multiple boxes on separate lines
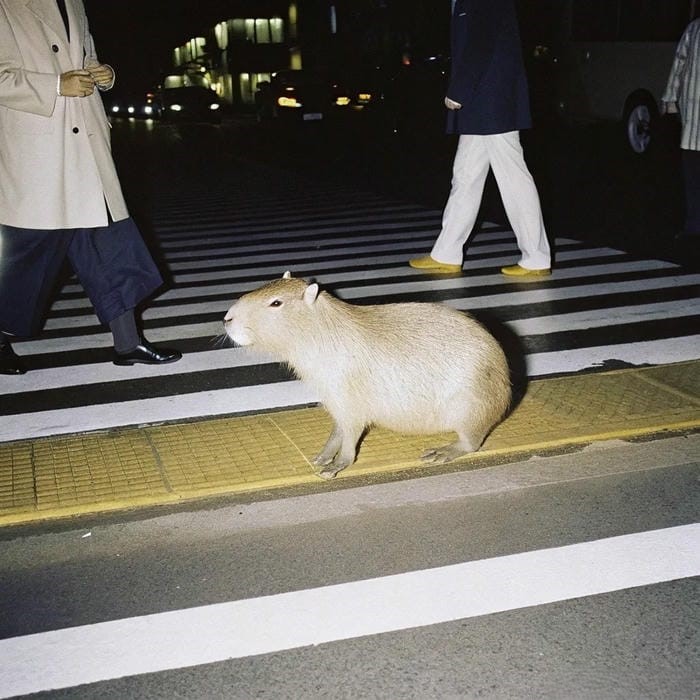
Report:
169,104,183,111
209,103,220,111
357,93,372,104
127,106,135,114
144,105,153,115
335,96,351,106
111,105,120,113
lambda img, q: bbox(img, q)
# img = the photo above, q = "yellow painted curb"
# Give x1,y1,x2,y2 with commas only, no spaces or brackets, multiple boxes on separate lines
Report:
1,361,698,527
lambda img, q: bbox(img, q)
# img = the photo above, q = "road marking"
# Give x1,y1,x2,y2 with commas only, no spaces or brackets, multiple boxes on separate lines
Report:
3,338,698,443
1,524,698,698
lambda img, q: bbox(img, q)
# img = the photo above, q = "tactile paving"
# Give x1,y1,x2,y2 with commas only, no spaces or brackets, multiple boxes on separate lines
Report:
1,361,698,526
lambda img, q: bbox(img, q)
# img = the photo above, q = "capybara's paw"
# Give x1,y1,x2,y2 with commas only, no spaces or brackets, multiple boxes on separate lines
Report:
311,452,334,467
420,444,468,464
316,458,351,480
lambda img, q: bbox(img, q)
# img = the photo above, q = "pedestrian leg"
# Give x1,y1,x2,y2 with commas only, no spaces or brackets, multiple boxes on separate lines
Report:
429,135,491,265
681,149,700,235
488,131,551,271
67,220,181,365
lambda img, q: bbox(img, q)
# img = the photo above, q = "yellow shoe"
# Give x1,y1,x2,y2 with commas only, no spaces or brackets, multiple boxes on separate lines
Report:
500,264,551,277
409,255,462,274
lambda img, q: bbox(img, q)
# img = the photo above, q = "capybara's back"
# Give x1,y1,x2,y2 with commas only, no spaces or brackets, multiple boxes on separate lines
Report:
224,272,511,478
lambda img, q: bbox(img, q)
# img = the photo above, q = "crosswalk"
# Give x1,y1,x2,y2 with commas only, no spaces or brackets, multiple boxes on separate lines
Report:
1,162,699,443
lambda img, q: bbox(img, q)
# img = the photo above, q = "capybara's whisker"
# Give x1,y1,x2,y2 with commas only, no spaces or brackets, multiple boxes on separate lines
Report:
211,333,233,349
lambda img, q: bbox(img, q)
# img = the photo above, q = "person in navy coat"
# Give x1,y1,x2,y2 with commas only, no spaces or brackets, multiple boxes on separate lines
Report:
410,0,551,276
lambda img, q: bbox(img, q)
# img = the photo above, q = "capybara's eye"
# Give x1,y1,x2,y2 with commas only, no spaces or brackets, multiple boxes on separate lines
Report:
269,299,283,307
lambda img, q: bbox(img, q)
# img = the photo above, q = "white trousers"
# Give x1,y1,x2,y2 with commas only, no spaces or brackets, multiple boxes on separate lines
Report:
430,131,551,270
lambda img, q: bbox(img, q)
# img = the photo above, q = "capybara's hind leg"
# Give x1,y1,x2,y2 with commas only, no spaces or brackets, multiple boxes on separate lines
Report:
421,442,470,464
420,429,482,464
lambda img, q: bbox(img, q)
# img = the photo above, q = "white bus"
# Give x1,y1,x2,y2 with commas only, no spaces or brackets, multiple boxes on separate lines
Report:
526,0,699,153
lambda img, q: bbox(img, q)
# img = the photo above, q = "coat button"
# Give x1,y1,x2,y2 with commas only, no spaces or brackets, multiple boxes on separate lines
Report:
72,127,79,133
52,45,59,52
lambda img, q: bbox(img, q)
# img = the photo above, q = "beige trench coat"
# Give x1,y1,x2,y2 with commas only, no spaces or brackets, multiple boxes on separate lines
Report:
0,0,129,229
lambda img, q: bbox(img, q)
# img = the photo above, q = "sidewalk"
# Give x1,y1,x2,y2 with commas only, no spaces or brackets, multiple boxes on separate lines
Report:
1,360,698,527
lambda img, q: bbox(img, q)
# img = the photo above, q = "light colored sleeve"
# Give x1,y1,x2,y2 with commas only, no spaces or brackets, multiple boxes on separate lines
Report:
0,5,58,116
662,23,691,103
96,64,116,92
82,10,115,91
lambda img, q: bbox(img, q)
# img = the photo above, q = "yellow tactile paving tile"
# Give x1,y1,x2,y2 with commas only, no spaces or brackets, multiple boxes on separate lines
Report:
1,361,698,526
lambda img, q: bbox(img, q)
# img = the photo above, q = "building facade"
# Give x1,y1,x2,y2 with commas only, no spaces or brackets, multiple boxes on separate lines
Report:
162,0,449,110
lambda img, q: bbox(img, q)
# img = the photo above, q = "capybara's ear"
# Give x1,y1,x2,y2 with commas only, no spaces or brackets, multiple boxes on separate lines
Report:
283,270,292,279
303,283,320,306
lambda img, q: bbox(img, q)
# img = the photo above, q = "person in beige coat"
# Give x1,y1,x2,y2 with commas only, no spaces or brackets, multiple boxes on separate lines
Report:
0,0,180,374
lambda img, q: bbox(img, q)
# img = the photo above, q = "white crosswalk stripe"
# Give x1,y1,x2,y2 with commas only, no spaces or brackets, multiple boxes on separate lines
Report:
2,524,698,698
1,165,698,443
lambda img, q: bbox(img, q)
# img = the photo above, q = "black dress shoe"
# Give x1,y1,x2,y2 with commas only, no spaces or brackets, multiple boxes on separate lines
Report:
0,340,27,375
113,340,182,366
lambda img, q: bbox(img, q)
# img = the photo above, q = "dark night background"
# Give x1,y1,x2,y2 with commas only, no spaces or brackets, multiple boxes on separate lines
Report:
85,0,454,94
82,0,697,267
85,0,205,92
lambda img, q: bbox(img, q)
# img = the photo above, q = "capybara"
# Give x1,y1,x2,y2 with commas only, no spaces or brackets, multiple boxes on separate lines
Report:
224,272,511,478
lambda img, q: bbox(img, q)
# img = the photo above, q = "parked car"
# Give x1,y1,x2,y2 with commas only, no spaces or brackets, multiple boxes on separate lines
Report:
255,70,352,123
153,86,223,124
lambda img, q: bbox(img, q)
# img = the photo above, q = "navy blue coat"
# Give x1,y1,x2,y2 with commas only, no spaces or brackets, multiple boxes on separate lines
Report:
446,0,532,135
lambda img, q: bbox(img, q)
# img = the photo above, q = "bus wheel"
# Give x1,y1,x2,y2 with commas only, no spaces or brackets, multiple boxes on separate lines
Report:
623,91,658,155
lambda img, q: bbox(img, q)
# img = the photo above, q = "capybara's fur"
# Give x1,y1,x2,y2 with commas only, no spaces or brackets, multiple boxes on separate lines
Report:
224,272,511,479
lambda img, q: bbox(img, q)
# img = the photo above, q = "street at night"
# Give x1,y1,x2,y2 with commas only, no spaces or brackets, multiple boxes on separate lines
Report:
1,1,699,698
0,113,698,698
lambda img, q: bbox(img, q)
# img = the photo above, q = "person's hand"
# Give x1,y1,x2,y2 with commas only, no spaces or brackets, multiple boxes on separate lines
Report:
59,69,95,97
84,61,114,89
661,101,679,115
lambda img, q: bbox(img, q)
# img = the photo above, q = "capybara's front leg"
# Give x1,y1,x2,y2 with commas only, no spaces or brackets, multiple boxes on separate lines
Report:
312,423,342,468
314,418,362,480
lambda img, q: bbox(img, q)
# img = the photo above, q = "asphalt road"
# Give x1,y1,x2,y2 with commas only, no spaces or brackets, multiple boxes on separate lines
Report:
1,434,698,698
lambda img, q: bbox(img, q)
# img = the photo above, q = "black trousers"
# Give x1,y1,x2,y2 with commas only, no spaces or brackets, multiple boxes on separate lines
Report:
0,218,163,338
682,149,700,235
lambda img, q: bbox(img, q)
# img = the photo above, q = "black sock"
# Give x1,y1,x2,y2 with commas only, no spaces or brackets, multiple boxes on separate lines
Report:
109,310,140,353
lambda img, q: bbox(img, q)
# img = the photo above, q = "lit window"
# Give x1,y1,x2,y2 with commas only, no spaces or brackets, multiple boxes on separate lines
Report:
164,75,185,89
255,19,271,43
251,73,271,95
215,22,228,50
239,73,253,104
231,18,245,40
270,17,284,43
227,17,285,44
244,19,255,42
